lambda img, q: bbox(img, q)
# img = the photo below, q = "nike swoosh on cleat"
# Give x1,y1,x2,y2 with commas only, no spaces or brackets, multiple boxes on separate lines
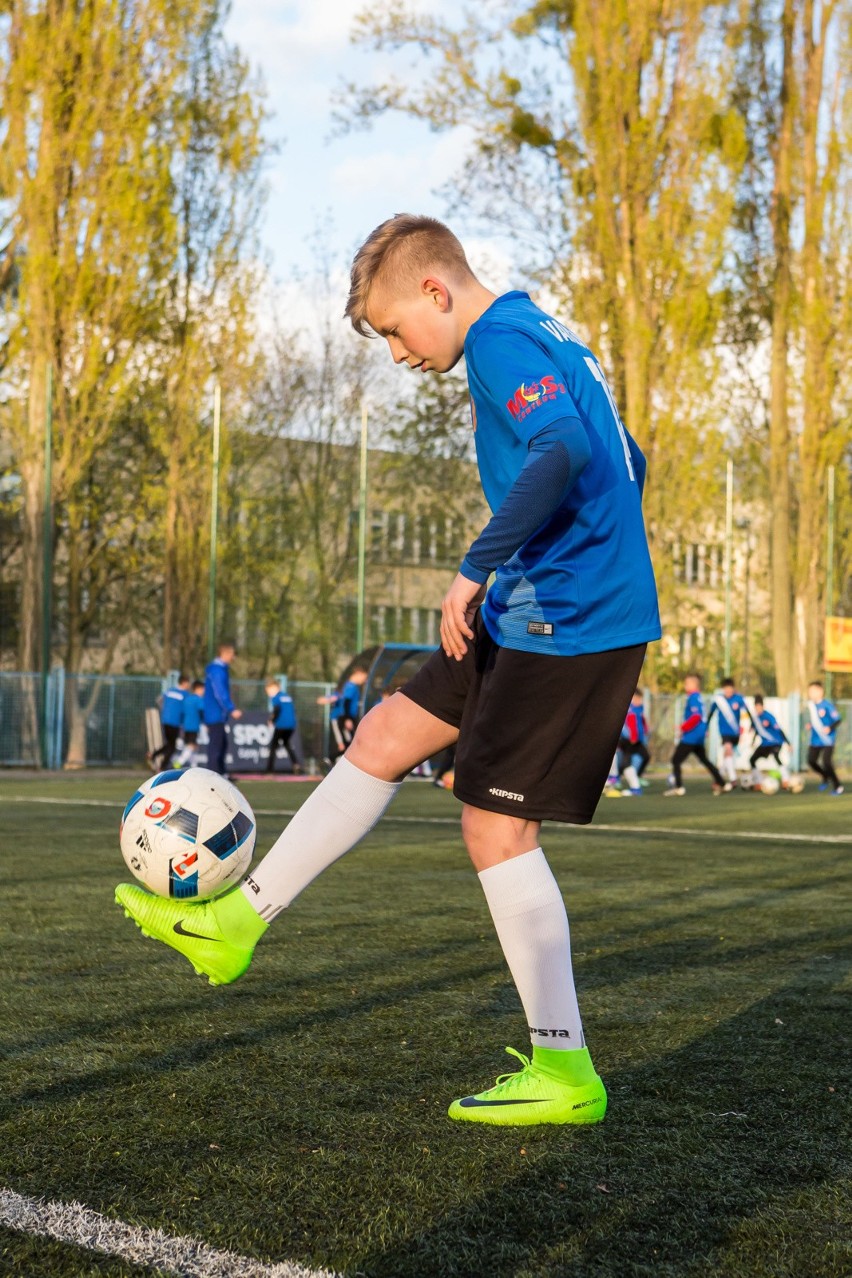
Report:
459,1097,548,1107
172,920,221,942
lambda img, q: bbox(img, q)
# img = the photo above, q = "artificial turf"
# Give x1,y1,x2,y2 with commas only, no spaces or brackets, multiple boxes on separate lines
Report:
0,774,849,1277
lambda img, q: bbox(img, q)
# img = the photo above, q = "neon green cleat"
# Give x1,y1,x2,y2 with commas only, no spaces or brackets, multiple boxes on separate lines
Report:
114,883,267,986
448,1046,607,1126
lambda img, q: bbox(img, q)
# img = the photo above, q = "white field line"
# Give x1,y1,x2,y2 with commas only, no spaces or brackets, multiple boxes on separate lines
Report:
0,1187,339,1278
4,793,852,845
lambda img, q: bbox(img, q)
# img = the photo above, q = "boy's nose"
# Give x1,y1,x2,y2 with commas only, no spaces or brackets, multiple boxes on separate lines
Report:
388,336,408,364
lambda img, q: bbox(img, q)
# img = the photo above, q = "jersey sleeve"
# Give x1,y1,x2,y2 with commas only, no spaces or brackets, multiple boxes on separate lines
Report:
459,423,592,583
469,325,583,446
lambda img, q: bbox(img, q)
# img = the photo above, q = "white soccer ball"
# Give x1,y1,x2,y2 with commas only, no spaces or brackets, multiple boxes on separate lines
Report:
119,768,256,900
760,774,781,796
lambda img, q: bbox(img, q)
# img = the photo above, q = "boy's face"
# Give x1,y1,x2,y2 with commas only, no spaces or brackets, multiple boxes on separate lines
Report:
808,685,822,702
684,676,700,693
366,276,464,374
266,684,279,695
722,685,734,698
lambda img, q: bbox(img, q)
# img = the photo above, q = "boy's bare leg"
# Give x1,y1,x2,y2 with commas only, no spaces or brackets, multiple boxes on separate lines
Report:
238,694,457,922
347,692,459,781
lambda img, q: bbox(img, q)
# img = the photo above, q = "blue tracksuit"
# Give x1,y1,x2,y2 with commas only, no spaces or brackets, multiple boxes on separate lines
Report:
331,680,361,722
204,659,234,725
270,691,296,730
181,693,204,734
161,686,186,728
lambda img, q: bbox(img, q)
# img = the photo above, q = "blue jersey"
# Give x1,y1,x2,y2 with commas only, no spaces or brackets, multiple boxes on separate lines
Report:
270,691,296,730
708,692,750,739
754,709,786,748
464,292,661,656
331,680,361,721
808,698,841,747
160,686,186,728
680,692,708,745
181,692,204,734
204,658,234,725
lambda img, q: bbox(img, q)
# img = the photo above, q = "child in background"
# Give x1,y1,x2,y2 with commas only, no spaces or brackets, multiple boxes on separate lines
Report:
317,667,369,764
707,678,756,788
265,679,301,775
618,690,650,795
665,673,728,796
148,675,190,771
806,681,843,796
175,680,205,769
748,695,791,789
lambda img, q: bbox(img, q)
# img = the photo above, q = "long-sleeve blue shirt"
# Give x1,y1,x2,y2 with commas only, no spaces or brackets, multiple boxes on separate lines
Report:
160,686,186,728
204,659,234,725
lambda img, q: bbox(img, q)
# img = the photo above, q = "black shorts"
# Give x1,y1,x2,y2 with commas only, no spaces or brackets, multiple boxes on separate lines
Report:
720,735,739,747
400,615,646,823
183,731,198,745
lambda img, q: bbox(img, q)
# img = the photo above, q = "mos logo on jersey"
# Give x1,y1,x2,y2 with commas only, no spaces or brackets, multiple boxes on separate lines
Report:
506,374,566,421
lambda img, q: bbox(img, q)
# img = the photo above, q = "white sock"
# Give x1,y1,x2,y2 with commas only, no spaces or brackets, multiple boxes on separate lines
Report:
623,764,640,790
241,756,401,922
175,745,194,767
725,754,738,782
478,848,584,1051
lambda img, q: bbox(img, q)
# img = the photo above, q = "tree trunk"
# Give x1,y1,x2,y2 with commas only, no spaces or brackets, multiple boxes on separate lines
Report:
17,354,48,673
768,0,796,694
793,0,835,689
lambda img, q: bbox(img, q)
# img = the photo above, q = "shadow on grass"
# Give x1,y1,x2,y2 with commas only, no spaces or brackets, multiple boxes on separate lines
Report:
346,950,850,1278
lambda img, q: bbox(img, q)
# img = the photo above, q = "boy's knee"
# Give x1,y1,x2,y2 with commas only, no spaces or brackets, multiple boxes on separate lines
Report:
347,701,410,781
461,805,541,870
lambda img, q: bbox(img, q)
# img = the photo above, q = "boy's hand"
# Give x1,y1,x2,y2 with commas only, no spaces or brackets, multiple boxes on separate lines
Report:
441,573,486,661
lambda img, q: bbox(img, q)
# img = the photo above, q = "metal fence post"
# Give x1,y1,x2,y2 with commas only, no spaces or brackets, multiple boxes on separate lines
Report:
53,665,65,769
107,677,116,763
788,690,801,773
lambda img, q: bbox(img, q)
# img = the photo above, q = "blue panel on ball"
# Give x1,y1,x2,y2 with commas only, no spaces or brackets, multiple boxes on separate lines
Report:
204,810,254,860
169,864,199,899
161,806,200,842
151,769,184,787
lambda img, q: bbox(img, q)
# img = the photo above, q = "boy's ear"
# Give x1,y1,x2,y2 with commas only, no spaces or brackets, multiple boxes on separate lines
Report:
421,275,451,311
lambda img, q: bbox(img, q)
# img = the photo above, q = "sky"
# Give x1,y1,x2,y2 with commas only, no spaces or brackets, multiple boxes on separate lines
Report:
223,0,516,312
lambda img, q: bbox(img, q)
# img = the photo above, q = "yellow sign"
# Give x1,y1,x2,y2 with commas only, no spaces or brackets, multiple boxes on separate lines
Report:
825,616,852,673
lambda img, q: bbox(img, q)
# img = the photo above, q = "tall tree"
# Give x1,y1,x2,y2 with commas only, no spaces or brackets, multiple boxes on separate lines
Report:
793,0,844,687
155,9,267,673
344,0,746,681
731,0,849,691
0,0,267,760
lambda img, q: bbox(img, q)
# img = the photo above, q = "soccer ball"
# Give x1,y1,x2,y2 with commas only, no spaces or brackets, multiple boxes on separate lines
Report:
120,769,256,900
760,774,781,796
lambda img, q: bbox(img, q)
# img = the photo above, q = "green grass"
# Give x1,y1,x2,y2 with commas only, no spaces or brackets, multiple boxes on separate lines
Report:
0,775,850,1277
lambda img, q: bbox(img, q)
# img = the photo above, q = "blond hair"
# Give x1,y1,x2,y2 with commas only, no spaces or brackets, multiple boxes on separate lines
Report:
345,214,474,336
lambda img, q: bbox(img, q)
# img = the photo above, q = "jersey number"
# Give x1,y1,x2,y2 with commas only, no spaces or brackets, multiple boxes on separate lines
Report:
583,356,635,481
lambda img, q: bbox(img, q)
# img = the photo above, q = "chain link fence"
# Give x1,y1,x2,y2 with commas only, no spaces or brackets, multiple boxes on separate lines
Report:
1,674,849,773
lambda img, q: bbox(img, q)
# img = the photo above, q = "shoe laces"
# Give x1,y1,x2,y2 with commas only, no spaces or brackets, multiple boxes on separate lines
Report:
492,1046,534,1090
